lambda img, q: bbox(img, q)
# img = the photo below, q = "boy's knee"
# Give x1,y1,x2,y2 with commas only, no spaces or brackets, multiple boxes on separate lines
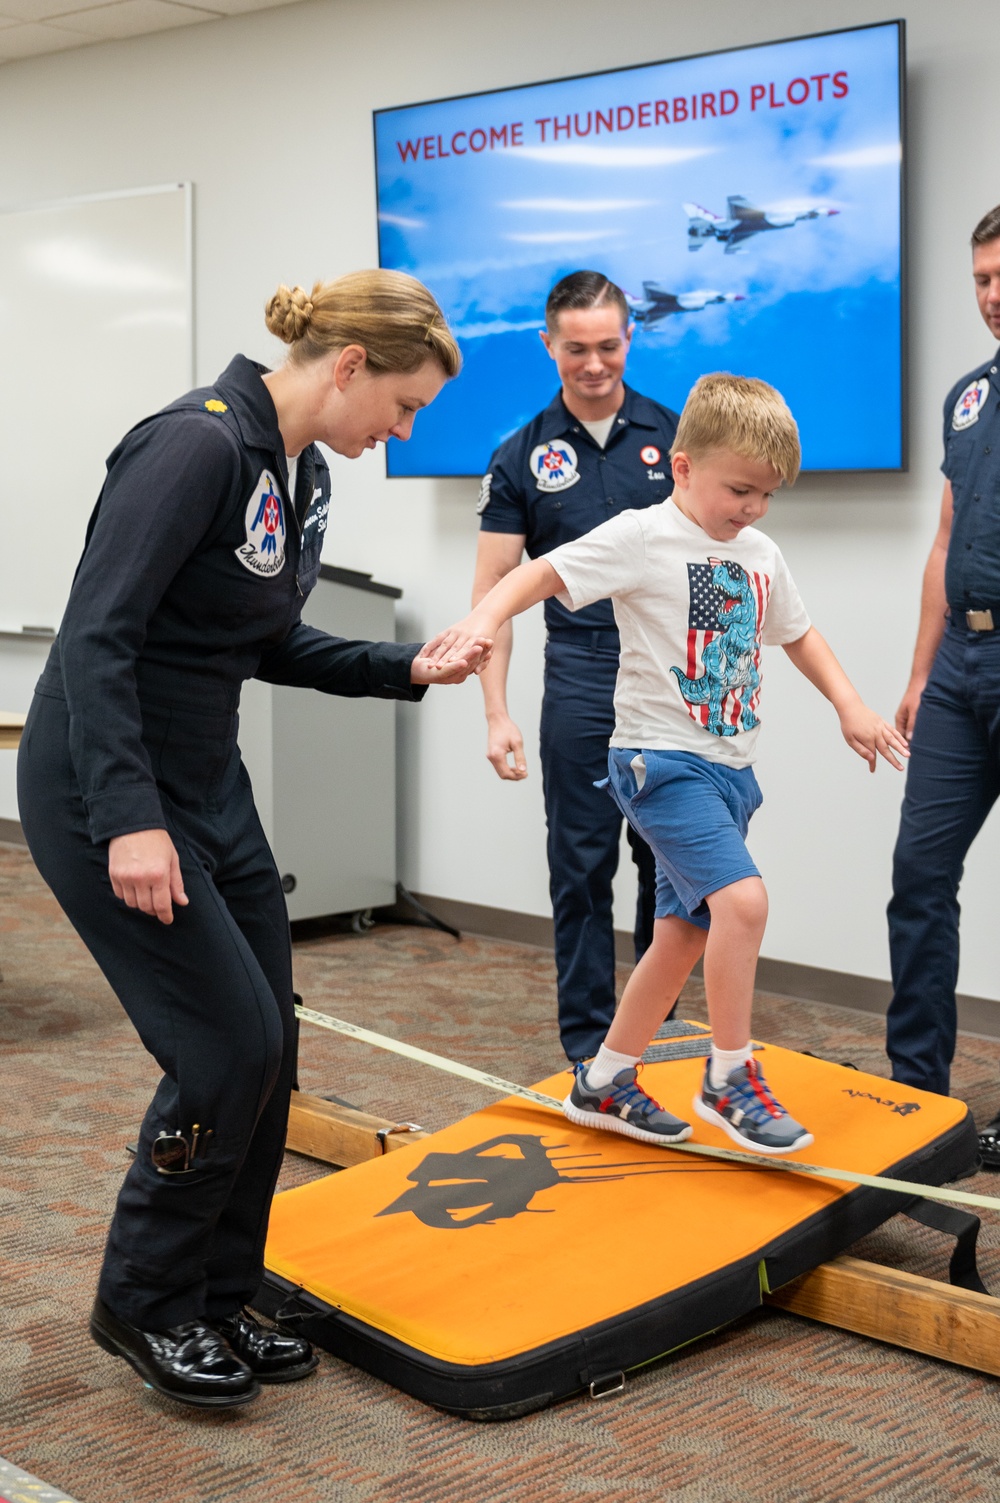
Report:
652,914,708,955
707,877,768,932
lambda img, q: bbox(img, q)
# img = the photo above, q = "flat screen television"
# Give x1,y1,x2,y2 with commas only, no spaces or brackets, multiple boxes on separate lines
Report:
374,20,905,477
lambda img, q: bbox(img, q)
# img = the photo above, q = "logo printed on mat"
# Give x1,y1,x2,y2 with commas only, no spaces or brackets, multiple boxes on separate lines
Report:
842,1088,921,1117
376,1133,729,1229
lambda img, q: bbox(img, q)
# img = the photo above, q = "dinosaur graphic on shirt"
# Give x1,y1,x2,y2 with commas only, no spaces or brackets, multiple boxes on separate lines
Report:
671,558,765,737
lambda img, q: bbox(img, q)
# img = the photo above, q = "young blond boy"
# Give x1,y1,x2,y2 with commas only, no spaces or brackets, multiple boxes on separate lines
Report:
435,375,907,1155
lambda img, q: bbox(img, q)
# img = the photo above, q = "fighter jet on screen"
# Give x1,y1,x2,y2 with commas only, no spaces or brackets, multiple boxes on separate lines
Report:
684,196,840,254
627,282,746,326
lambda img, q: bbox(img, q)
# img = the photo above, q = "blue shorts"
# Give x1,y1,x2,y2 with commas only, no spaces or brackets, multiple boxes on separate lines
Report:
603,749,763,930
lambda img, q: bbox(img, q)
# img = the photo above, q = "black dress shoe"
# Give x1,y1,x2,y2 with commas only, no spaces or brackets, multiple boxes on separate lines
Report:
978,1112,1000,1169
90,1298,260,1408
213,1308,319,1383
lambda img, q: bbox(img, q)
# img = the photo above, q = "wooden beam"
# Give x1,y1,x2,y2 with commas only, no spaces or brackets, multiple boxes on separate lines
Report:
287,1090,429,1167
0,713,25,751
764,1254,1000,1377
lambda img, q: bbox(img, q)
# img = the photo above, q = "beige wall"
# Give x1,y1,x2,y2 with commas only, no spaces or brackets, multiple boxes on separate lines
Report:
0,0,997,1002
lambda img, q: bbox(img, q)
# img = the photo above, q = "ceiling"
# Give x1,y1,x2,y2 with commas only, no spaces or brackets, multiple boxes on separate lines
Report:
0,0,301,64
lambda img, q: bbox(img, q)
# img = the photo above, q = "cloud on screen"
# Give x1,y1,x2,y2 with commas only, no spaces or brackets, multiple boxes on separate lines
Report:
807,143,902,168
451,317,544,339
378,212,427,230
505,229,620,244
516,143,716,168
501,198,657,213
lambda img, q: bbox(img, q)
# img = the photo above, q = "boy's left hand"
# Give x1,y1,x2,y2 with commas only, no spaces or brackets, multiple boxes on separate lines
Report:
839,702,910,772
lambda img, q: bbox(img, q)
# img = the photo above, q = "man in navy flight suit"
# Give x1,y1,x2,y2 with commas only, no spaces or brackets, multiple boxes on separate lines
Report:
888,203,1000,1164
472,271,680,1062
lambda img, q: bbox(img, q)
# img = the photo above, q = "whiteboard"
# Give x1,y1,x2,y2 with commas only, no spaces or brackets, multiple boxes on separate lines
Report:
0,184,192,633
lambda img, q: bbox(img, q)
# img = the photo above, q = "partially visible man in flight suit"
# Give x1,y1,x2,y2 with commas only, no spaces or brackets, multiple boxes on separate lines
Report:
888,203,1000,1166
472,271,680,1062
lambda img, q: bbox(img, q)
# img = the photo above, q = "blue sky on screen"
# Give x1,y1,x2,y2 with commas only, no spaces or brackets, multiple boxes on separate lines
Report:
375,22,903,474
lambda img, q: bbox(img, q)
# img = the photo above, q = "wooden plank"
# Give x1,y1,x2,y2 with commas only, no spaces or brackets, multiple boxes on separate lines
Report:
287,1090,429,1167
764,1254,1000,1377
0,713,25,751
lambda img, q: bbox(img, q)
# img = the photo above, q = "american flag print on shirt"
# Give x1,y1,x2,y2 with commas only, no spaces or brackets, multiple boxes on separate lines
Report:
669,558,772,738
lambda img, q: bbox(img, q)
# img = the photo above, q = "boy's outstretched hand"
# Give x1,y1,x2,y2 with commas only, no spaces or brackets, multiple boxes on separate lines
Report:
421,610,499,672
783,629,910,773
839,701,910,772
423,559,564,674
411,633,493,683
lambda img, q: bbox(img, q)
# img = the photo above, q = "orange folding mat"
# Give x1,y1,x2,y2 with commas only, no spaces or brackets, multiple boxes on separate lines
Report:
260,1037,975,1419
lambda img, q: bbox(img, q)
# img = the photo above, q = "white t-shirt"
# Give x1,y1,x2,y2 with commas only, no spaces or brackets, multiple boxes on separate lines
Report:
579,413,617,449
546,499,811,768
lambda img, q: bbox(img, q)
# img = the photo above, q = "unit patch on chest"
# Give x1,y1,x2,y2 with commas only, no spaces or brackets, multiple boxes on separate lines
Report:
236,470,286,577
952,377,991,431
530,440,581,493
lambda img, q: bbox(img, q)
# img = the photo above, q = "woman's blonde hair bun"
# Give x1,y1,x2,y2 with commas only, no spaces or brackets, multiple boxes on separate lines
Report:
264,269,461,378
264,284,316,345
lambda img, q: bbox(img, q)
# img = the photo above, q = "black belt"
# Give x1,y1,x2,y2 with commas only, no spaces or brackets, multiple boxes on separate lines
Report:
546,628,620,650
949,608,1000,632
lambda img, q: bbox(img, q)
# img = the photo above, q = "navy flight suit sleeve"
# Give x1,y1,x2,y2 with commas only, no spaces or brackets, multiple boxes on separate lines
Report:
59,416,243,844
255,623,426,701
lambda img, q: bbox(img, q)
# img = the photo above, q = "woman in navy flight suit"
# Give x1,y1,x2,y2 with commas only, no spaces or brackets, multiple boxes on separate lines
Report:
17,271,485,1410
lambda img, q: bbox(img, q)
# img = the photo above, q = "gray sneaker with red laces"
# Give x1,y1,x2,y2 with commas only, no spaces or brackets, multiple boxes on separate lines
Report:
693,1057,813,1155
562,1062,692,1146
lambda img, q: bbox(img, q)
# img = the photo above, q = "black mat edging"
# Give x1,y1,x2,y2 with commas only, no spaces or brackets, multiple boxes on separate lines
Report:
255,1253,764,1421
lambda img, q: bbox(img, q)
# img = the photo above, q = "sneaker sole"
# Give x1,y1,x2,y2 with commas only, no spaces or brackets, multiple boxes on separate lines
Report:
562,1094,692,1146
692,1095,814,1156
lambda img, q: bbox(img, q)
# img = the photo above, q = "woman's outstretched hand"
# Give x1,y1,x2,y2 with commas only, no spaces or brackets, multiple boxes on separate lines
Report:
108,829,189,925
411,632,493,684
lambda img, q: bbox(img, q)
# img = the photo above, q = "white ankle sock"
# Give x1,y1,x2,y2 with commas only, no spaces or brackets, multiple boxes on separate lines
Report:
709,1043,753,1090
584,1044,641,1089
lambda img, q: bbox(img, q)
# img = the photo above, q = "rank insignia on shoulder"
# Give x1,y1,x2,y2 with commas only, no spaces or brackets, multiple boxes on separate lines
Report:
476,472,492,514
204,399,228,414
952,378,990,431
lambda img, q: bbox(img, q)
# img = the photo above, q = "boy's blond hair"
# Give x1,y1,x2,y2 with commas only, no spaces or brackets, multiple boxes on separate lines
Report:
670,373,801,485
